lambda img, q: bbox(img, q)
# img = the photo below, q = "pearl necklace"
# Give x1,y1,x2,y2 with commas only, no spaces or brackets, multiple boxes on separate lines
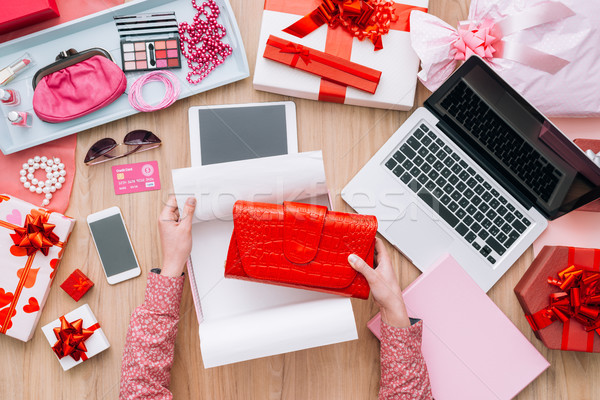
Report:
178,0,233,85
19,156,66,207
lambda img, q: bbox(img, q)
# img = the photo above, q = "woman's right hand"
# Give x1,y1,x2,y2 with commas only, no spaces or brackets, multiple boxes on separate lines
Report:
348,238,410,328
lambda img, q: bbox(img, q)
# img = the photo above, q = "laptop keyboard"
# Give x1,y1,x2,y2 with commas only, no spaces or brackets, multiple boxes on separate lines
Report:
384,123,532,265
439,81,561,203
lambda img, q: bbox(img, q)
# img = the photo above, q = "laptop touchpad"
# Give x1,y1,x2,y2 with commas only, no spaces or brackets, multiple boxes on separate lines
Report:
384,203,454,269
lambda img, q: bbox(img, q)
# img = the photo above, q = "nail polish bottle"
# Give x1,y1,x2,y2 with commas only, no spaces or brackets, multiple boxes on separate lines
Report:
0,89,20,106
7,111,32,127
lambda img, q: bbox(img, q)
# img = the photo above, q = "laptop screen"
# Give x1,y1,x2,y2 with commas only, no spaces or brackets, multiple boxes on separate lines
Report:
425,57,600,220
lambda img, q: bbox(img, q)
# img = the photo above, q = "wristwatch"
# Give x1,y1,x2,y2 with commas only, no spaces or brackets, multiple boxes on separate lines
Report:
150,268,184,277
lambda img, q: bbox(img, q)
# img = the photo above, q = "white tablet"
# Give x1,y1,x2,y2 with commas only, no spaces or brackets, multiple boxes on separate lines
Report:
188,101,298,167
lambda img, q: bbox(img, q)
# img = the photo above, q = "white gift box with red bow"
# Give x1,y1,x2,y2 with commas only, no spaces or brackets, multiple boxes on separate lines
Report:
254,0,429,110
41,304,110,371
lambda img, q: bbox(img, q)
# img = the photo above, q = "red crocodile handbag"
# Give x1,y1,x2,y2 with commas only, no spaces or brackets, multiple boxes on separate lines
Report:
224,200,378,299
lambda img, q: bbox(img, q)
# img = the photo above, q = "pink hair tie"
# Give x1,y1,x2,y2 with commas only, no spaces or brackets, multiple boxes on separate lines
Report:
128,71,181,112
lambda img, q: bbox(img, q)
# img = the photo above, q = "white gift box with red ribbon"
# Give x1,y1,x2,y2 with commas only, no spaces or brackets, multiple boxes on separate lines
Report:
254,0,429,110
41,304,110,371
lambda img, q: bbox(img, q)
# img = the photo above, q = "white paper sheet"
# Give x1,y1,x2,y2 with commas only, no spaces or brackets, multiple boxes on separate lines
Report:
172,152,358,368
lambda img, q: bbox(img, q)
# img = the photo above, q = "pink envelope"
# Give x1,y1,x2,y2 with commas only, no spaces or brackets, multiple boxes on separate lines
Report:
368,254,549,400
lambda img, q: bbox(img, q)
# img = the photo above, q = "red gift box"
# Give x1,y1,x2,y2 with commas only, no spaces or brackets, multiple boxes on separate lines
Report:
60,269,93,301
0,0,60,35
263,35,382,94
514,246,600,352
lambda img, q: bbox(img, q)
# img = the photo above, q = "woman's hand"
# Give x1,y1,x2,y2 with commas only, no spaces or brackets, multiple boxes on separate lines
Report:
348,238,410,328
158,195,197,277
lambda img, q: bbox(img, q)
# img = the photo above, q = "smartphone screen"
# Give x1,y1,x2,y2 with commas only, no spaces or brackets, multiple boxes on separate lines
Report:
88,214,138,277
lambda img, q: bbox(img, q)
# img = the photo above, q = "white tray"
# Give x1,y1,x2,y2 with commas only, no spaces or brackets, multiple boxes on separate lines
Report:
0,0,249,154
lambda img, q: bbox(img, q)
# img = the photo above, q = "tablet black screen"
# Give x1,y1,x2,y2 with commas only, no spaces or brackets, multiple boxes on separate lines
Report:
198,105,289,165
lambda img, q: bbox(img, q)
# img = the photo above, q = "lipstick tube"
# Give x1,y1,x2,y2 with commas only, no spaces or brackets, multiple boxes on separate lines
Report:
0,59,31,86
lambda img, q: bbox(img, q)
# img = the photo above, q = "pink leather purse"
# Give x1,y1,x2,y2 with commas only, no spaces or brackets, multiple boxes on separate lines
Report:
32,48,127,123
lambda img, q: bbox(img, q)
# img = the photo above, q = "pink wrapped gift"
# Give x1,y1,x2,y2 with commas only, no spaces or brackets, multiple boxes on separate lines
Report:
410,0,600,117
0,194,75,342
254,0,429,110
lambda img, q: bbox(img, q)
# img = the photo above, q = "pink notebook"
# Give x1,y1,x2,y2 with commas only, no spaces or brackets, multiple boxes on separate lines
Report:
367,255,549,400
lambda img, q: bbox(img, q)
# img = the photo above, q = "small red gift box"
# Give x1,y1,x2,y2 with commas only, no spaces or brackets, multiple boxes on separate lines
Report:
514,246,600,352
0,0,60,34
60,269,93,301
263,35,382,94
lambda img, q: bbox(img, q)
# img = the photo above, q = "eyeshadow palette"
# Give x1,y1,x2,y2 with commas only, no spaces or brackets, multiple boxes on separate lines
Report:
114,12,182,72
121,38,180,71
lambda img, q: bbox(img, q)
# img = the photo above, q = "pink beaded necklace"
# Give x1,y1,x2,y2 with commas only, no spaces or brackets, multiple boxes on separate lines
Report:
179,0,233,85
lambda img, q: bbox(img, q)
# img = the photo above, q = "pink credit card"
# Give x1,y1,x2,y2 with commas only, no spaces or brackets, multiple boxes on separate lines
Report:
112,161,160,195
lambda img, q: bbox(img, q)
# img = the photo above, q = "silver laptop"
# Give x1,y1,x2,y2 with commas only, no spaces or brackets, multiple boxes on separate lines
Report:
342,56,600,292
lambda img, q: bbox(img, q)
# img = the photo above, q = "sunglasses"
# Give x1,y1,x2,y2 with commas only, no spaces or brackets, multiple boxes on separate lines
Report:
84,130,161,165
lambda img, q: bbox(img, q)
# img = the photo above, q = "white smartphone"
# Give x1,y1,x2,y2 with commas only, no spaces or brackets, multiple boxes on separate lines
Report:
87,206,141,285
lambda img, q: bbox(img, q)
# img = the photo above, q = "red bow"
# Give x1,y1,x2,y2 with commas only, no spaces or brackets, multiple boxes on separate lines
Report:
73,277,91,292
279,42,312,67
283,0,399,51
527,265,600,335
9,211,59,257
52,316,98,361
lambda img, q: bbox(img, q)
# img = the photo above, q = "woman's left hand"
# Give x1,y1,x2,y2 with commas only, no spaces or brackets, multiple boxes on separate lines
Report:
158,195,197,277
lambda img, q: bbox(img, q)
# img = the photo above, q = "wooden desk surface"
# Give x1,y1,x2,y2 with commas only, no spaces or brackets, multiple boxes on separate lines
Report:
2,0,599,399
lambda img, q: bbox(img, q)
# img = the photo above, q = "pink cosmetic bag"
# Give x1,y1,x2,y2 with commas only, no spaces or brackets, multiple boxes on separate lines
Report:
32,48,126,123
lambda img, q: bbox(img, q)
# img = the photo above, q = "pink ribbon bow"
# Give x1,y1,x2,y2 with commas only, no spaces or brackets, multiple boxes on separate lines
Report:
410,1,575,92
454,20,497,61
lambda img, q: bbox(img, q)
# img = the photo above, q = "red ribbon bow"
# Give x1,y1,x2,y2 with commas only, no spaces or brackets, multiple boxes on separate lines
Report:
527,265,600,337
73,278,91,292
283,0,399,51
279,42,312,67
52,316,99,361
9,211,60,257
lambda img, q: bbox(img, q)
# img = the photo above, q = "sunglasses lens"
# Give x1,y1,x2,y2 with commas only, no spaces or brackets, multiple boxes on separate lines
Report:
124,130,161,145
84,138,118,163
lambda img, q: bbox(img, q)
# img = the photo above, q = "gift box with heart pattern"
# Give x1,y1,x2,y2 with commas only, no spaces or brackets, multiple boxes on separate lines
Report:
0,194,75,342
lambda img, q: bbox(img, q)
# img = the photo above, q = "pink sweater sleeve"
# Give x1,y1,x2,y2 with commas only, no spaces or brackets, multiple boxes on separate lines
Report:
379,319,433,400
119,272,185,400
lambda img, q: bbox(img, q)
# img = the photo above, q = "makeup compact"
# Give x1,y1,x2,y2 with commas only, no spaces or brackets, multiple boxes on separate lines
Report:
114,12,182,73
